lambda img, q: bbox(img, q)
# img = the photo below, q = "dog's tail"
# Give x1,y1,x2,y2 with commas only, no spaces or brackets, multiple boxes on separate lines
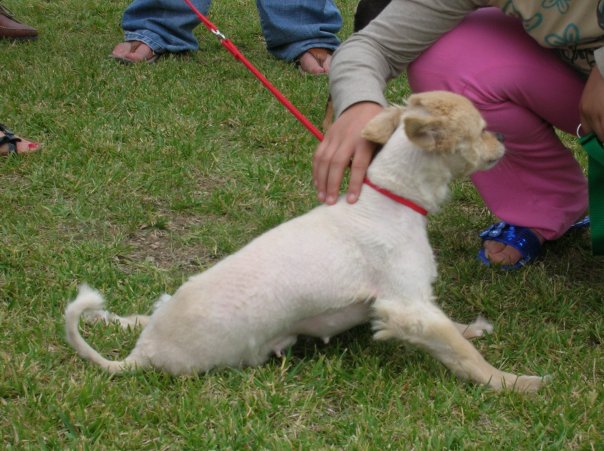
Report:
64,284,141,374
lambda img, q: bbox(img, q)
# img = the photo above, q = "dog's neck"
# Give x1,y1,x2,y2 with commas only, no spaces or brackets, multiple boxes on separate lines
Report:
363,177,428,216
366,130,454,213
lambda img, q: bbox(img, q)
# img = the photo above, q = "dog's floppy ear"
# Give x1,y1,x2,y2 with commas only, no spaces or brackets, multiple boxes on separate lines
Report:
403,115,446,152
361,106,403,144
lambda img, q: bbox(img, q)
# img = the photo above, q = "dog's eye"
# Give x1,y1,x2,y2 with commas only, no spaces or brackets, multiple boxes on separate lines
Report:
483,130,505,143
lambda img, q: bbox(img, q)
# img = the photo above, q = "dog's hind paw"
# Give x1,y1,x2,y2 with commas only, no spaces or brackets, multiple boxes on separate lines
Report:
82,309,112,324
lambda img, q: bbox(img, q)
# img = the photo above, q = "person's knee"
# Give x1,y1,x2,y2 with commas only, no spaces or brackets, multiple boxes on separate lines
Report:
407,59,464,94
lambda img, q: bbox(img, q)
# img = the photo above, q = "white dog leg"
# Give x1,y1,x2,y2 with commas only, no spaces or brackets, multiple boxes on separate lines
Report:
267,335,298,357
81,293,171,329
82,309,151,328
372,299,546,392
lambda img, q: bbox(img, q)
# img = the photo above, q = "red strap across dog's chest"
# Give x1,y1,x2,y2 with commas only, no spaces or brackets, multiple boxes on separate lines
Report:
363,177,428,216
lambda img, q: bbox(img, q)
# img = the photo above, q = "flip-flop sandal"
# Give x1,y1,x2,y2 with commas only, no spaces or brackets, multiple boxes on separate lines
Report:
0,123,40,156
0,123,21,155
478,216,590,270
295,47,333,75
110,41,159,64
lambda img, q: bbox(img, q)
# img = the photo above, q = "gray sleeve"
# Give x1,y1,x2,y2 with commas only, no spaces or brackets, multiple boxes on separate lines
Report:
595,47,604,77
329,0,485,117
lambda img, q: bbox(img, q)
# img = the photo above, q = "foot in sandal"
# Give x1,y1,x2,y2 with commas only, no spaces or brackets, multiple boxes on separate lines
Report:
296,48,333,75
110,41,158,64
0,123,41,156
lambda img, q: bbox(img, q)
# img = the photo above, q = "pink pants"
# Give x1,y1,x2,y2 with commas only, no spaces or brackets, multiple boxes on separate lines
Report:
407,8,587,240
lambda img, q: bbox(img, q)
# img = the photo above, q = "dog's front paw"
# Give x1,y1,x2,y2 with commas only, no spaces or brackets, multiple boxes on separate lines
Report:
511,374,551,393
461,316,493,339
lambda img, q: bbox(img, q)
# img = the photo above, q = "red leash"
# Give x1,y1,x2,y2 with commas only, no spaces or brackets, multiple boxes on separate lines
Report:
180,2,430,213
182,1,428,213
182,0,324,142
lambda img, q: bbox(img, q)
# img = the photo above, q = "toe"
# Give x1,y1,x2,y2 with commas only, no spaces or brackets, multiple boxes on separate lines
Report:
483,229,544,266
128,42,154,62
19,139,41,154
483,239,522,265
297,49,333,75
298,52,326,74
111,41,133,58
0,134,41,156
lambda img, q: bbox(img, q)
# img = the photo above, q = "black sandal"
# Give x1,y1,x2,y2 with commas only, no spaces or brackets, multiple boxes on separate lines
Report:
0,123,23,155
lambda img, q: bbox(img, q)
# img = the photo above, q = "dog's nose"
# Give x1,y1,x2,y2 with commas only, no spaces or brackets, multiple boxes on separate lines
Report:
495,132,505,143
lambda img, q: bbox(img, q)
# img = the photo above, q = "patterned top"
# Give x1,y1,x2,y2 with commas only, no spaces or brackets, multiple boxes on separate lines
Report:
497,0,603,74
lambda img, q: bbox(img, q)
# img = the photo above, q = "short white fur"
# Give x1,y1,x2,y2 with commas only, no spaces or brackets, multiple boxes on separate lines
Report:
65,91,546,392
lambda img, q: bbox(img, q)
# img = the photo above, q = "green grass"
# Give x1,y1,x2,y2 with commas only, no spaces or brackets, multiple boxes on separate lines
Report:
1,0,603,448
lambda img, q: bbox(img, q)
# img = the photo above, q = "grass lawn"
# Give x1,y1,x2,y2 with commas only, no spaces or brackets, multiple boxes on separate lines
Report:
1,0,603,448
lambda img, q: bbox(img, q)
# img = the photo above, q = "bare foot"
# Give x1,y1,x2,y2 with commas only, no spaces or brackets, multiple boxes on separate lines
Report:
111,41,158,64
0,126,41,156
483,229,544,266
297,48,332,75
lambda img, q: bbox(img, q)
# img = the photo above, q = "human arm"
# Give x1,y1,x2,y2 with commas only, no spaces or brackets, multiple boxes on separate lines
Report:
314,0,483,203
579,51,604,141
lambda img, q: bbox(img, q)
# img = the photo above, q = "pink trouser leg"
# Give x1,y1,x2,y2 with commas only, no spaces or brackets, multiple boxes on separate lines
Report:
407,8,587,240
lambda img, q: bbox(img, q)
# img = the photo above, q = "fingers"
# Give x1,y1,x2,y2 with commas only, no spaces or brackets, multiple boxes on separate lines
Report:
313,102,383,204
313,134,350,204
346,143,375,203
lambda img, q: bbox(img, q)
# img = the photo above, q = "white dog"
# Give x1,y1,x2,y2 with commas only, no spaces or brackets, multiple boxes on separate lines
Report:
65,91,547,392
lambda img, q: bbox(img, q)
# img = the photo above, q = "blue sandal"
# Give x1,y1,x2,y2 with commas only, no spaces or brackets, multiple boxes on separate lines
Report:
478,217,590,270
478,222,543,270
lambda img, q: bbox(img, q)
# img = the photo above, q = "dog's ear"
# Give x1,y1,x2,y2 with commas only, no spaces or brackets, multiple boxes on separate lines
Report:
403,115,446,152
361,106,403,144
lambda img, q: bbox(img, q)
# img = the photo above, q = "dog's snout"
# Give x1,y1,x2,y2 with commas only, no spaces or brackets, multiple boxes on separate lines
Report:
495,132,505,143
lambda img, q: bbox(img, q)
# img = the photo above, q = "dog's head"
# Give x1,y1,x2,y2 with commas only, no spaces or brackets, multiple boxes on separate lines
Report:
362,91,504,177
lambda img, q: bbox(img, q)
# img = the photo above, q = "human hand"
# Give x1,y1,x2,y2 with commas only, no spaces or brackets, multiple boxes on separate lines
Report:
312,102,383,204
579,66,604,141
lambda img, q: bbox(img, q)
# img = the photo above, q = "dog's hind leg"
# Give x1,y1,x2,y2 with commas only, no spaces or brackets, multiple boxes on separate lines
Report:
83,309,151,328
81,293,171,329
372,299,547,392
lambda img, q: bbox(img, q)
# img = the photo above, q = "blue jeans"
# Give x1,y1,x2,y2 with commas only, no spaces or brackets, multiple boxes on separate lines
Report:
121,0,341,61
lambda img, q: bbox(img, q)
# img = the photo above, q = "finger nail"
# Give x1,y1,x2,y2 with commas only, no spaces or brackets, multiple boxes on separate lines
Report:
318,192,325,201
347,193,357,203
326,195,336,204
28,142,40,150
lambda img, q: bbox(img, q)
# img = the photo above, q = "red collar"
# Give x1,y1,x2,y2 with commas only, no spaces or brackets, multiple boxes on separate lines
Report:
363,177,428,216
